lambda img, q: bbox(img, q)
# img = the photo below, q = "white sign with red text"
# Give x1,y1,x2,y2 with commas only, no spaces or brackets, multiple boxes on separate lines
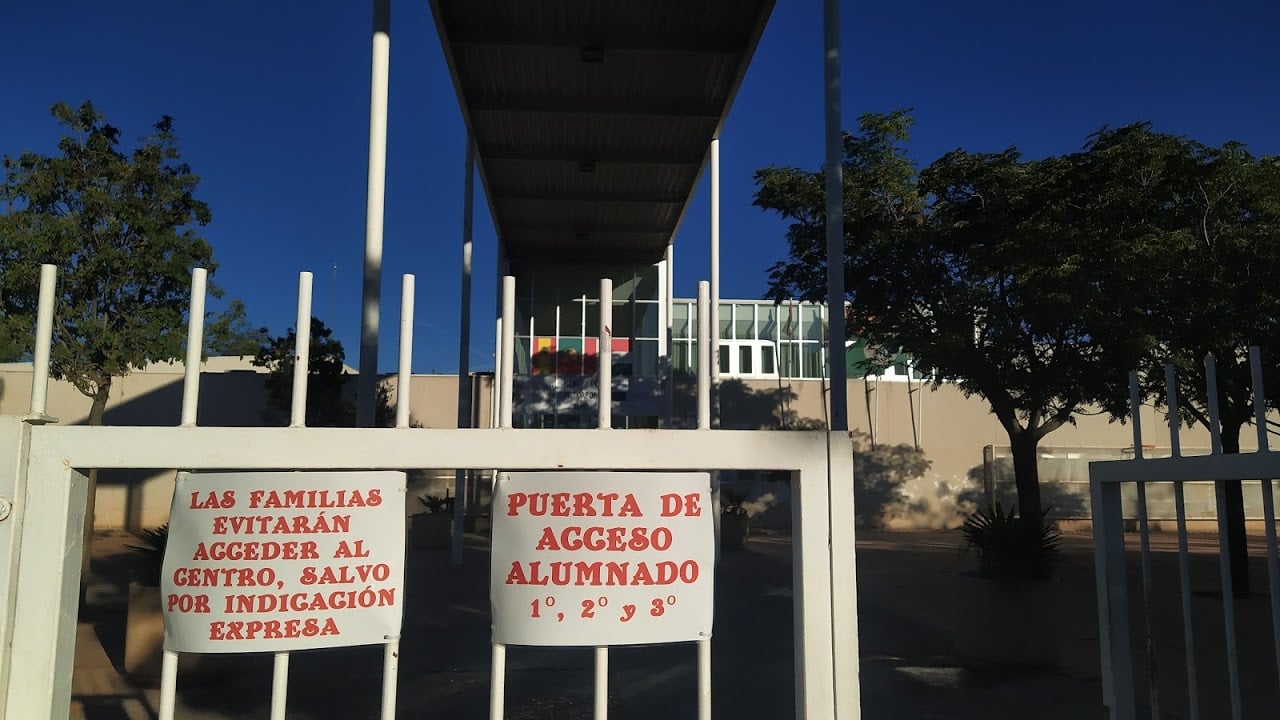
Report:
161,471,406,653
491,472,714,647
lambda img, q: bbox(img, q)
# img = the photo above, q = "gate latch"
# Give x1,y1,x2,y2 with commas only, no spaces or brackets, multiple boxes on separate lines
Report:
0,497,11,522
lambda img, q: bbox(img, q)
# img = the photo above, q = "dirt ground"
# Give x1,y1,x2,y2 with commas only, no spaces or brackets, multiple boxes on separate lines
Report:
69,527,1279,719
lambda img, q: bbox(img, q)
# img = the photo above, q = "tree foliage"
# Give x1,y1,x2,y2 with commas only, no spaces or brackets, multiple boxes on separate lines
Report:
755,111,1280,522
0,101,233,424
252,317,394,428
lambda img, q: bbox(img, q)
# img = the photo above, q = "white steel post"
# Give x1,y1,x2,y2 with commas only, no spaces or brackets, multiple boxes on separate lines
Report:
0,417,34,708
709,138,720,428
29,264,57,417
599,278,613,430
358,0,391,428
454,136,476,566
595,277,612,719
697,282,710,430
823,0,848,431
396,274,415,429
159,268,210,720
828,431,859,718
500,276,516,429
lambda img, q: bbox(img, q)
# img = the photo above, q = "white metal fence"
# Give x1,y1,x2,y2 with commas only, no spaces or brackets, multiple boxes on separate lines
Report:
0,266,860,719
1090,352,1280,719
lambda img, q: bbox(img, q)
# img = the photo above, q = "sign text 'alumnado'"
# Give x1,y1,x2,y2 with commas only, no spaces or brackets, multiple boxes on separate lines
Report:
491,472,714,647
161,471,406,653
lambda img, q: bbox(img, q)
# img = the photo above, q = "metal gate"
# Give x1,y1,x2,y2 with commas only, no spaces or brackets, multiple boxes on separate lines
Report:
0,266,861,719
1090,354,1280,719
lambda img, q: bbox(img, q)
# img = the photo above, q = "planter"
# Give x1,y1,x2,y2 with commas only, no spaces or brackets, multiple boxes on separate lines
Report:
124,583,209,686
948,572,1063,670
721,513,750,551
410,513,452,550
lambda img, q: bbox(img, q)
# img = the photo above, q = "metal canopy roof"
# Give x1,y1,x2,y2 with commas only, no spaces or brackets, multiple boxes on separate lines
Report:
429,0,776,263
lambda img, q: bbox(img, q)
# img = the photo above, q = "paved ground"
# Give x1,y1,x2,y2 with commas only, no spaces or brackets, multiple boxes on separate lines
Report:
69,528,1280,719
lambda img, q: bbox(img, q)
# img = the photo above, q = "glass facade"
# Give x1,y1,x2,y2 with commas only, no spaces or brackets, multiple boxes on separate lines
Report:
670,299,926,381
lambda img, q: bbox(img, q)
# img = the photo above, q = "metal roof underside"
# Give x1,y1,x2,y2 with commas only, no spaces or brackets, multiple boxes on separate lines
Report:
429,0,776,263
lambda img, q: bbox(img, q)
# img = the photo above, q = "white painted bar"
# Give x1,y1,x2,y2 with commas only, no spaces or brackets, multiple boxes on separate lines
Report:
500,276,515,429
490,643,506,720
397,275,415,429
3,458,88,720
1164,363,1200,718
291,272,314,428
358,0,391,428
1090,475,1137,720
822,0,848,432
599,278,612,430
1172,475,1200,720
827,432,860,718
697,282,710,430
29,264,57,416
664,242,675,428
1165,364,1181,458
697,637,711,720
709,138,720,428
1128,372,1144,461
595,277,612,716
381,636,400,720
792,462,837,719
1249,347,1280,692
270,652,289,720
180,268,208,427
157,650,179,720
1214,473,1244,720
1205,355,1223,455
594,645,609,720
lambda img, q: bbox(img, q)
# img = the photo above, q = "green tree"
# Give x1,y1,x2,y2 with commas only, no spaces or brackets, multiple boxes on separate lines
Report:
0,101,225,422
253,317,394,427
1091,125,1280,595
755,111,1141,518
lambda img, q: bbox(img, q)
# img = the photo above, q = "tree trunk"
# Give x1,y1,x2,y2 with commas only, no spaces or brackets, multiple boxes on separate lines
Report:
1220,422,1250,598
81,379,111,579
1008,430,1043,518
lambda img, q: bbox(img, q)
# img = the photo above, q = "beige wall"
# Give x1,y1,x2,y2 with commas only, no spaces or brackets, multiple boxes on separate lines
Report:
2,360,1259,532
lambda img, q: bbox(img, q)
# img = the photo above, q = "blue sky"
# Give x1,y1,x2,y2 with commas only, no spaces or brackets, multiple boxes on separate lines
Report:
4,0,1278,373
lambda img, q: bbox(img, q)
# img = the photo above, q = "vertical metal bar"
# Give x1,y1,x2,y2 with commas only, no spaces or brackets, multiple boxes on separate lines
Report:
594,645,609,719
822,0,848,432
270,652,289,720
358,0,391,428
396,275,414,429
1249,347,1280,692
1166,364,1200,720
454,137,476,566
1091,474,1137,720
595,278,612,716
157,651,179,720
180,268,207,427
599,278,613,430
1165,365,1182,459
291,272,314,429
500,276,515,429
30,264,58,416
828,431,860,719
697,637,711,720
791,460,837,719
380,636,400,719
1130,373,1160,717
1206,354,1243,720
161,268,210,718
490,643,507,720
709,138,720,428
2,458,88,720
696,282,710,431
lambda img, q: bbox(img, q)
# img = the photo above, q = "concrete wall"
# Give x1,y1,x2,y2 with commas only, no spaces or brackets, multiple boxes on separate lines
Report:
3,359,1266,532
